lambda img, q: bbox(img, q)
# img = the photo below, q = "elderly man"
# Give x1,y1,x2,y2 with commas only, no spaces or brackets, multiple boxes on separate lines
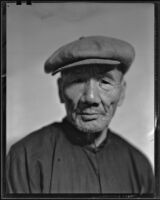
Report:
6,36,154,194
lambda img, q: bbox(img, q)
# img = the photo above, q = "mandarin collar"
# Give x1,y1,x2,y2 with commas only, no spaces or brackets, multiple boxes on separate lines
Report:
62,117,111,152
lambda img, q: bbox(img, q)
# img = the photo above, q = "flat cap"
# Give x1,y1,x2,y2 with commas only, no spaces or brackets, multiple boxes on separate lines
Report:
44,36,135,75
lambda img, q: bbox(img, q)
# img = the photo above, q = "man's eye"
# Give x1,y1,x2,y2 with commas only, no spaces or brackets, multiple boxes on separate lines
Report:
70,78,84,84
100,79,115,91
73,78,84,83
76,79,84,83
101,79,110,85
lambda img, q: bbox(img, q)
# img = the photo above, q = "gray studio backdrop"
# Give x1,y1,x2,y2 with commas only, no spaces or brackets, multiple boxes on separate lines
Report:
7,3,154,169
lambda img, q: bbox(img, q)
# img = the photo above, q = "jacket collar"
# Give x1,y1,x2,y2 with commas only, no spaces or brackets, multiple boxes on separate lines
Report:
62,117,111,152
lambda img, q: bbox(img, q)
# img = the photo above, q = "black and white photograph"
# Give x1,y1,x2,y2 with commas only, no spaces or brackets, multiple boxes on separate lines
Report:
2,1,159,197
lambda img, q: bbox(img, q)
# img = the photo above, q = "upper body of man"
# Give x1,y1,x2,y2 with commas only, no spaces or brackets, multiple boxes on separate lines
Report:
6,36,154,194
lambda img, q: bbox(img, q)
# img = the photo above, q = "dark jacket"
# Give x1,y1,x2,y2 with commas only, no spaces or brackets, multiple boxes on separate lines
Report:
6,118,154,194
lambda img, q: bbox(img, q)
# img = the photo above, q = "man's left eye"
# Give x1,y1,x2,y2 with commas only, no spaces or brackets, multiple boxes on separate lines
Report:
101,79,111,85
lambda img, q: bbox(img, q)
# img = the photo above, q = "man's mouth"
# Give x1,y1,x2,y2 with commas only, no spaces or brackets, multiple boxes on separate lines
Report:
78,112,100,121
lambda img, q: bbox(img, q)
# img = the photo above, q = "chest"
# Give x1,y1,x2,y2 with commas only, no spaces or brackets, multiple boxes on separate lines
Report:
48,142,140,193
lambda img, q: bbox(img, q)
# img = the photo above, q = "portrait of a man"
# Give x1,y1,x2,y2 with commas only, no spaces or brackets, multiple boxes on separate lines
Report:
5,3,155,195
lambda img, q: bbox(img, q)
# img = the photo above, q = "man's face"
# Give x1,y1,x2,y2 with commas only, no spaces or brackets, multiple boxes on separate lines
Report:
58,65,126,134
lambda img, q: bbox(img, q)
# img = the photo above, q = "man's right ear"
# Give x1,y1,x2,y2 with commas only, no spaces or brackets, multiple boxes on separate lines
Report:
57,77,65,103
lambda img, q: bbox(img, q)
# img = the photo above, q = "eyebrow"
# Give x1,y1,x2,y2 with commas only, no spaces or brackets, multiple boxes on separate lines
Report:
100,72,114,79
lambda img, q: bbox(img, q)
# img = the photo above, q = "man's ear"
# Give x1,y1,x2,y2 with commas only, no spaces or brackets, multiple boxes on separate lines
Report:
118,80,126,107
57,77,65,103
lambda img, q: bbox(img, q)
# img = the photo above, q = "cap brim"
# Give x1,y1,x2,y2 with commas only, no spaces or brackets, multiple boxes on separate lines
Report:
51,58,120,75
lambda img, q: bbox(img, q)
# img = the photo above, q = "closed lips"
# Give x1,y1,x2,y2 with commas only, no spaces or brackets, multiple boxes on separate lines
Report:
80,113,98,115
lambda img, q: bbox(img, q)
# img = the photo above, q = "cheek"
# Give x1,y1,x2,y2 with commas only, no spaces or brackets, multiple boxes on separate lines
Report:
63,85,83,108
100,89,121,109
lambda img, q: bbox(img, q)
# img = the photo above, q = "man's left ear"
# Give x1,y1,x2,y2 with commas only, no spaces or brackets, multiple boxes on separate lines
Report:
118,80,126,107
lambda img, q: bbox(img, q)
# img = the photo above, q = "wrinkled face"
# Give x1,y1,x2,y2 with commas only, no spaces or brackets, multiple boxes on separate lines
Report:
58,65,126,134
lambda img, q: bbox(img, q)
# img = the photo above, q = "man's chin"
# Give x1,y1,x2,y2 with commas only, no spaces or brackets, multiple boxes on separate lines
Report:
75,124,102,144
74,120,105,134
69,119,109,144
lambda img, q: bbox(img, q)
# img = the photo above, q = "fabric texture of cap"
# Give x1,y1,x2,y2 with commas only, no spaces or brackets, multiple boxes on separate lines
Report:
44,36,135,75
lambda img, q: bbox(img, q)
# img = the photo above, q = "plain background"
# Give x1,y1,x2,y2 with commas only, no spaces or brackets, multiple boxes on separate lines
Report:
7,3,154,169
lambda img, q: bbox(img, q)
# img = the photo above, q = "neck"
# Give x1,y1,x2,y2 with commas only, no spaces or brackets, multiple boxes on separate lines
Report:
90,127,108,149
63,117,108,148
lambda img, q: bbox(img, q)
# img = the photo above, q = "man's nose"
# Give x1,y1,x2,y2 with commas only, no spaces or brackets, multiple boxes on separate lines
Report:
82,79,100,105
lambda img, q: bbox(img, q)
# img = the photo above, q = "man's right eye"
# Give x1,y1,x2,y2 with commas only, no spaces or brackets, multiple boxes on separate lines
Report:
71,78,84,84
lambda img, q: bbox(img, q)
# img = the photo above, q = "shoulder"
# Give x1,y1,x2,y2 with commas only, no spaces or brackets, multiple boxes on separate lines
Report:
8,121,64,158
108,130,154,193
109,130,153,171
